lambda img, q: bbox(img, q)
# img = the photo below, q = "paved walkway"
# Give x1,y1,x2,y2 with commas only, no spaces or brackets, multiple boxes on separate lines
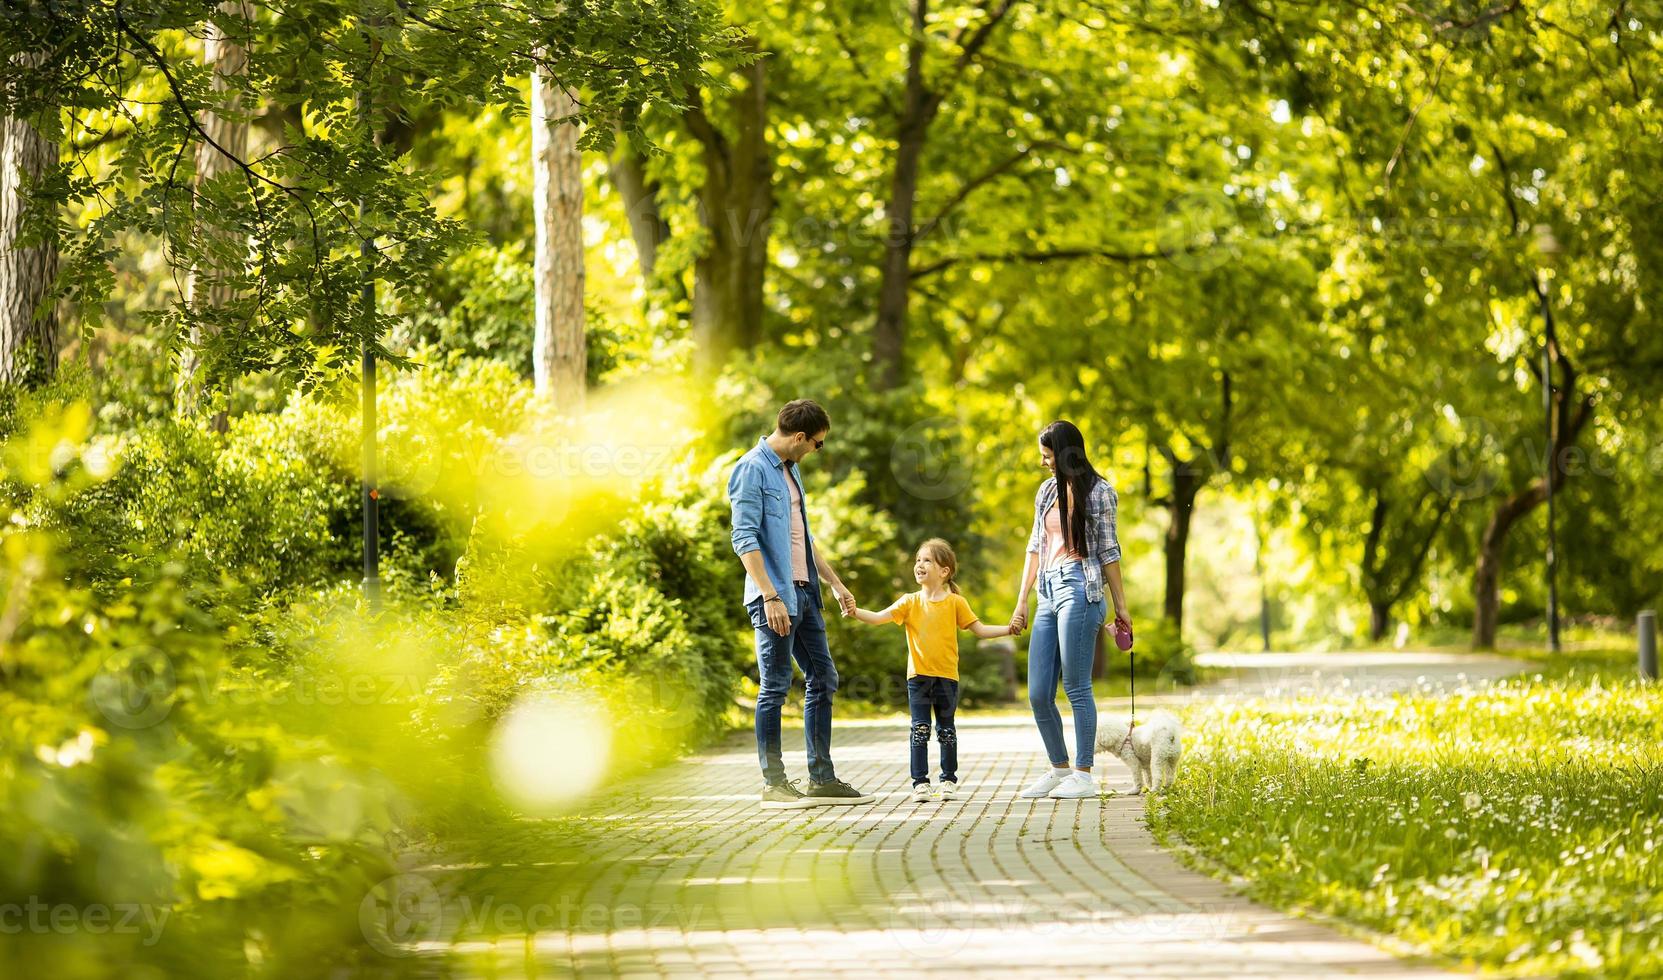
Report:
1189,650,1527,698
401,653,1525,977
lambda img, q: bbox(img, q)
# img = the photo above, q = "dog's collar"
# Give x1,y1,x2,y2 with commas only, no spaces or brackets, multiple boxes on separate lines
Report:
1119,718,1137,753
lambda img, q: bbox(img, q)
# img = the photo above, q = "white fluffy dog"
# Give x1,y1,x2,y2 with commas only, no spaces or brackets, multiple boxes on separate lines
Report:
1095,710,1183,794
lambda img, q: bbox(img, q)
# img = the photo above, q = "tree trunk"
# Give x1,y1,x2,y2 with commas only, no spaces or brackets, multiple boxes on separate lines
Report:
1472,546,1499,650
870,0,1018,389
1162,465,1203,630
1472,481,1546,649
1252,512,1272,651
733,69,770,356
1369,601,1392,642
608,134,683,309
1360,485,1391,642
1159,374,1229,635
1,83,58,387
177,0,252,422
1361,479,1451,645
1471,343,1593,649
690,236,741,374
687,58,771,376
609,145,661,277
872,116,927,391
871,6,940,392
531,64,586,412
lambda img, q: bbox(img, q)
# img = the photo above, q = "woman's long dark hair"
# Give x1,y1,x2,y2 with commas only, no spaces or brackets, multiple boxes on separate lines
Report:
1039,420,1103,560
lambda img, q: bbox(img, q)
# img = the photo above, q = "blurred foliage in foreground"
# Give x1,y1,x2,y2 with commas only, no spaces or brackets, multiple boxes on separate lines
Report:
0,357,758,975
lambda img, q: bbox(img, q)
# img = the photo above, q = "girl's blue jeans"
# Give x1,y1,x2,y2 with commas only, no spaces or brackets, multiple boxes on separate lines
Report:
907,675,958,785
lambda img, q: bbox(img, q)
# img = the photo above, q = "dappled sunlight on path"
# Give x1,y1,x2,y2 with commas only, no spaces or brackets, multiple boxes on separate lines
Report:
390,655,1529,976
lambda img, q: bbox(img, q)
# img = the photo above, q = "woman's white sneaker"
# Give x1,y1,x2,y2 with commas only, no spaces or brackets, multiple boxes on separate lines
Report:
1048,771,1099,799
1018,768,1073,798
910,783,934,802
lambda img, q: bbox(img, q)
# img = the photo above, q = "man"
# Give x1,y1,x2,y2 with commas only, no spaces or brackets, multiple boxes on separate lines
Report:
728,399,875,808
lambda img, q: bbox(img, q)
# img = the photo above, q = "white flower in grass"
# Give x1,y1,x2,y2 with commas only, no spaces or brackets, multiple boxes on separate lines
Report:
1568,933,1602,968
1463,792,1482,810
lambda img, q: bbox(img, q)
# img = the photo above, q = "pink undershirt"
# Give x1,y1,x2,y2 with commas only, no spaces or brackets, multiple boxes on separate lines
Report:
1042,499,1084,569
785,466,810,582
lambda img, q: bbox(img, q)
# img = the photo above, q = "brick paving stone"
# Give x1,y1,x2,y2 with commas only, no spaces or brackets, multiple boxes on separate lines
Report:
414,653,1526,977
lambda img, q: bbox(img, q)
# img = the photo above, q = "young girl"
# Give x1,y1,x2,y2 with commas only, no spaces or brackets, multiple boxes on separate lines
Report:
849,539,1015,801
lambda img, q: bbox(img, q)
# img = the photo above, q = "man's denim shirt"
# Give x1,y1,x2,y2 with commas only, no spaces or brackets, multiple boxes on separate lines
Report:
728,437,822,617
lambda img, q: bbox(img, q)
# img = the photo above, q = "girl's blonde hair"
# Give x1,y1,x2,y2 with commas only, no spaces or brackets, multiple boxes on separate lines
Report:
917,538,962,594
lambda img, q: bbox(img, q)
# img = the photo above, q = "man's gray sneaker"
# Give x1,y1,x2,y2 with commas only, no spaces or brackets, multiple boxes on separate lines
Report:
760,779,815,809
804,779,876,805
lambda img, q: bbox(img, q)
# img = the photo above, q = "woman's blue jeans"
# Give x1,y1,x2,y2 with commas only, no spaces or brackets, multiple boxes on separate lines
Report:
1027,561,1104,768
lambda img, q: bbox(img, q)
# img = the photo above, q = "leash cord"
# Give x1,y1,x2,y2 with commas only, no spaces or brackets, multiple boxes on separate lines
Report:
1119,636,1138,755
1129,644,1136,727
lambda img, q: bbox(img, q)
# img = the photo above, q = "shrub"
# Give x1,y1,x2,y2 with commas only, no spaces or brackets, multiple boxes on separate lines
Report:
0,411,405,977
5,377,358,598
393,242,622,384
475,457,748,751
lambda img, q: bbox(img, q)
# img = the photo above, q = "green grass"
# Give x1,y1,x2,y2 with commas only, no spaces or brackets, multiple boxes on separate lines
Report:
1509,644,1649,684
1147,651,1663,977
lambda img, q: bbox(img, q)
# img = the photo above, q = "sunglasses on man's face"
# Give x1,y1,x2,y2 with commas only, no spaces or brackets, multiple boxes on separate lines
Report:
811,436,825,451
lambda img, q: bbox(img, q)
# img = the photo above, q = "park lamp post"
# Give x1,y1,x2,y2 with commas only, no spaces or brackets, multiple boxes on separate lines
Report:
1532,223,1561,653
359,38,381,613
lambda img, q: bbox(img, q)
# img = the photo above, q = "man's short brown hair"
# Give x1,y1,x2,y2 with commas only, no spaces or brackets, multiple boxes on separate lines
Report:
777,399,831,438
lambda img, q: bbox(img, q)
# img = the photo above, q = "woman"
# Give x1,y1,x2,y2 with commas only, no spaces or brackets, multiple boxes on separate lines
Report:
1009,420,1132,799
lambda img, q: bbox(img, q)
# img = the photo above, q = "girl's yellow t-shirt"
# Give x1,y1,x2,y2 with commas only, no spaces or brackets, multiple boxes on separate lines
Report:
890,590,980,680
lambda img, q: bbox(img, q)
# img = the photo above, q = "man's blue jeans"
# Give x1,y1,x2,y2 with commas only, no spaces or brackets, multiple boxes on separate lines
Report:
1027,561,1104,768
749,582,838,785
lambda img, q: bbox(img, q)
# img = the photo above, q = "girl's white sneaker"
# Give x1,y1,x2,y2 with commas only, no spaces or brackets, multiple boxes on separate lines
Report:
910,783,934,802
1048,771,1099,799
1018,768,1073,798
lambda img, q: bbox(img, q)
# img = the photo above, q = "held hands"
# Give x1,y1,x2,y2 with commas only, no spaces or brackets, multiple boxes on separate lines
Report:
834,587,857,618
1007,606,1028,636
